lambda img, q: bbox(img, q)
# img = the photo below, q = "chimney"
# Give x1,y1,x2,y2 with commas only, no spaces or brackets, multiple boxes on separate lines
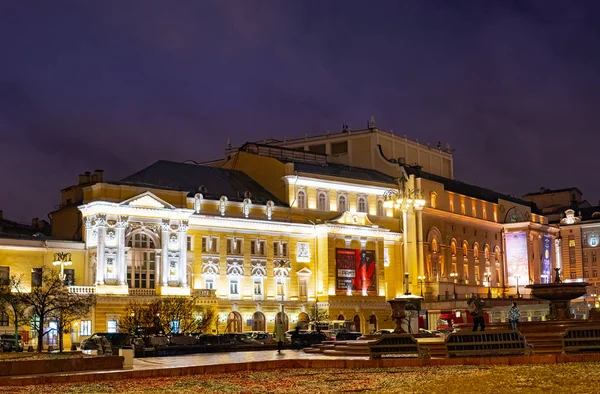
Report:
31,218,39,228
94,169,104,183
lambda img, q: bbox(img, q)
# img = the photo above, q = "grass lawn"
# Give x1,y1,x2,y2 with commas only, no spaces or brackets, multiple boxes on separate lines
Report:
2,363,600,393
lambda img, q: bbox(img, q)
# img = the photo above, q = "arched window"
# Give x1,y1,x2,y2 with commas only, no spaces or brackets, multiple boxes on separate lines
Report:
127,231,158,289
297,190,306,209
226,311,243,333
377,200,384,216
357,196,367,213
462,241,469,259
430,192,437,209
338,195,347,212
252,312,266,331
317,191,328,211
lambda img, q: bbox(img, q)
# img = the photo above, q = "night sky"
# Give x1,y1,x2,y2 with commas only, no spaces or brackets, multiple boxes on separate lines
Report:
1,1,600,223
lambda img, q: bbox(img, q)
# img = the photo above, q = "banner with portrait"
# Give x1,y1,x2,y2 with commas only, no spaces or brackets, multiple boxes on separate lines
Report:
336,248,376,294
506,232,528,286
542,235,552,283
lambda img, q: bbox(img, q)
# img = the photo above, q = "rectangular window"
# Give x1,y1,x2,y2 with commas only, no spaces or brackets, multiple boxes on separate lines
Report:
482,207,487,220
331,141,348,155
186,236,193,251
229,279,239,295
276,278,285,298
593,252,597,263
584,253,589,264
31,268,42,287
463,264,469,281
251,240,266,256
584,271,589,278
570,272,576,280
107,319,118,333
569,236,576,267
201,236,218,253
274,241,289,257
63,269,75,286
204,277,214,290
253,278,262,295
449,198,454,212
227,238,242,255
308,144,326,154
461,200,466,215
594,270,598,278
0,266,9,285
299,278,308,297
80,320,92,336
475,268,480,283
170,320,180,334
0,311,9,326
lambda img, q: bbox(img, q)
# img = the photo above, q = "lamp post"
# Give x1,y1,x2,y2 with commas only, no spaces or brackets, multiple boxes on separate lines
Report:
384,175,425,297
450,272,458,299
514,274,521,299
52,252,72,282
417,275,425,297
484,273,492,299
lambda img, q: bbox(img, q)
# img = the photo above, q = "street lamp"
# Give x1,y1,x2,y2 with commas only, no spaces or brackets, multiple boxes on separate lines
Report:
514,274,522,299
52,252,72,282
417,275,425,297
450,272,458,299
484,273,492,299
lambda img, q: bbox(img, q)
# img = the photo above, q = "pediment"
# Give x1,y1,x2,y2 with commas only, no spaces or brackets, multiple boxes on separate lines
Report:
328,211,375,227
120,191,175,209
296,267,312,277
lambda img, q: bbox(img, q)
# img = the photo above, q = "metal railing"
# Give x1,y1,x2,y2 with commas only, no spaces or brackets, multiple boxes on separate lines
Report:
193,289,217,298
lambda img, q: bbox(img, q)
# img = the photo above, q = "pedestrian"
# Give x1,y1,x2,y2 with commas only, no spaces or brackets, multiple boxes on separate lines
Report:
274,316,285,354
467,294,485,332
509,301,521,331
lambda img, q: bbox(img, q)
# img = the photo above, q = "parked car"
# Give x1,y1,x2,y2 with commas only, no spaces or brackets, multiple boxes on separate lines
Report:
0,334,24,352
81,333,134,354
248,331,276,345
290,331,328,349
372,329,394,336
333,330,363,341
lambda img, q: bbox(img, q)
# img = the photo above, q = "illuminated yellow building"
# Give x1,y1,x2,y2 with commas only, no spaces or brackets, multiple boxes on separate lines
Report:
1,123,561,347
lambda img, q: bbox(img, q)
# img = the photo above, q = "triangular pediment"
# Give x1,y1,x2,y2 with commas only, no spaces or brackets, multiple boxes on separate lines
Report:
296,267,312,276
120,191,175,209
328,211,375,227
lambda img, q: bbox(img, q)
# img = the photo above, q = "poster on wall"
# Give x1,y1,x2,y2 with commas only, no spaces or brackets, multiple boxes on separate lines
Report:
336,248,376,294
506,232,529,286
542,235,552,283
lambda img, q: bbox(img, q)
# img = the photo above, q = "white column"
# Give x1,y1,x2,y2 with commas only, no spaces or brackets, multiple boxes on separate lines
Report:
96,215,107,285
116,217,128,286
160,220,170,287
402,208,409,291
555,238,562,270
179,221,189,287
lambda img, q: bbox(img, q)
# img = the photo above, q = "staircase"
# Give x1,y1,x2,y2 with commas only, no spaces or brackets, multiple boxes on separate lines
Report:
523,332,564,354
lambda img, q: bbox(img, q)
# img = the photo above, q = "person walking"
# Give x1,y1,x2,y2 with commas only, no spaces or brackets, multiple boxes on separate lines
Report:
467,294,485,332
274,316,286,354
509,302,521,331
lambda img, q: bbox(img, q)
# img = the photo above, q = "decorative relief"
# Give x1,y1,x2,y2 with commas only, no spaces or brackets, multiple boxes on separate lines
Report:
384,248,390,267
128,195,165,208
296,242,310,263
106,230,117,246
274,260,291,279
194,193,203,213
169,234,179,250
266,200,274,221
219,196,228,216
227,259,244,276
160,219,171,232
202,258,220,276
179,220,189,233
250,260,267,277
105,249,117,281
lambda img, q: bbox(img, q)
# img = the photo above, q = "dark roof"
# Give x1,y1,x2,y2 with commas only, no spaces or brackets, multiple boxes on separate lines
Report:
290,162,397,184
118,160,286,205
0,218,51,237
523,187,583,197
578,206,600,221
403,166,534,208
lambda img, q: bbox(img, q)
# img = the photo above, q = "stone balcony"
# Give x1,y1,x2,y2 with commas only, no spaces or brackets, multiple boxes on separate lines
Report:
68,286,96,295
128,288,157,296
193,289,217,298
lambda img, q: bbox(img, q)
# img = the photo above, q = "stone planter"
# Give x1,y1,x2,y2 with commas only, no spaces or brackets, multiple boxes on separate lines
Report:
0,356,123,376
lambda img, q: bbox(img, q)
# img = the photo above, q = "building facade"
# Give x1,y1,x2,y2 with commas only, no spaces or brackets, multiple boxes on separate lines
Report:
1,125,561,346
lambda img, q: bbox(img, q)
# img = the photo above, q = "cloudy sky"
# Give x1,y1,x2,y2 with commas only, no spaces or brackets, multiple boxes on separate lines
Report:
1,0,599,223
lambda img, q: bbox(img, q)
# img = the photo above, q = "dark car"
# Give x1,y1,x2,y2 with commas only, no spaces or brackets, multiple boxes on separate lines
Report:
334,331,363,341
1,334,24,352
81,333,134,354
291,331,328,349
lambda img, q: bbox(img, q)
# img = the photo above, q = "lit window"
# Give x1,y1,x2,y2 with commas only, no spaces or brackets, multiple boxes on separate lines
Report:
0,311,9,327
204,277,214,290
107,319,118,333
253,278,263,296
317,192,328,211
299,278,308,297
449,198,454,212
227,238,242,254
274,241,289,257
430,192,437,209
338,195,347,212
0,266,10,285
377,200,384,216
276,278,286,298
170,320,180,334
251,240,266,256
202,236,218,253
297,190,306,209
229,279,239,295
570,272,576,279
80,320,92,336
357,196,367,213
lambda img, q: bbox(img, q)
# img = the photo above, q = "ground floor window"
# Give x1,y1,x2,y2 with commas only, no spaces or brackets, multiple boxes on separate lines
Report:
107,319,118,333
80,320,92,336
0,311,9,326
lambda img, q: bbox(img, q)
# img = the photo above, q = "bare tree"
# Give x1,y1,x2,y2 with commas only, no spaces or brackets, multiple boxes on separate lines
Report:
0,276,26,351
309,301,329,332
51,290,96,352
